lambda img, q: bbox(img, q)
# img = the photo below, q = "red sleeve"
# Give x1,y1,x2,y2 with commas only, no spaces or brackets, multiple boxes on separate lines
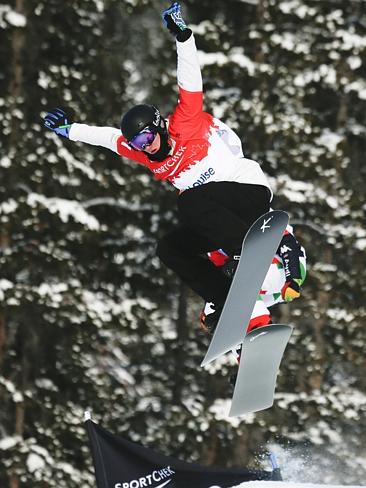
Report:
169,87,205,139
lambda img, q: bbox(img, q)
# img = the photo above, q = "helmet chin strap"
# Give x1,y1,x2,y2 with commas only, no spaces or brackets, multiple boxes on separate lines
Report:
144,136,172,162
144,118,172,162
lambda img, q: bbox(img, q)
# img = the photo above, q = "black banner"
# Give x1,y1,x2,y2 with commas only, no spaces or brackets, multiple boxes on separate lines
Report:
85,419,275,488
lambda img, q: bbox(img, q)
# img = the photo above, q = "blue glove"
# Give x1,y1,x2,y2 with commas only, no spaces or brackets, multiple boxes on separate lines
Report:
44,108,72,138
162,2,188,37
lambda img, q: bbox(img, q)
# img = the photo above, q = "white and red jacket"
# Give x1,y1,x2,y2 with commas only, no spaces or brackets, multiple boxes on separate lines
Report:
69,34,272,195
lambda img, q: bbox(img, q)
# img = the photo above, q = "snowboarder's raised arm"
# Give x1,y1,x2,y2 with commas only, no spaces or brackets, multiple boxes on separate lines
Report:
176,31,202,93
163,3,203,122
162,3,202,93
42,4,203,161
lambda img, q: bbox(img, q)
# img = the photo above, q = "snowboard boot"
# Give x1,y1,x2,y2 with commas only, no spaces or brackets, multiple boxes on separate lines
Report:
200,304,223,335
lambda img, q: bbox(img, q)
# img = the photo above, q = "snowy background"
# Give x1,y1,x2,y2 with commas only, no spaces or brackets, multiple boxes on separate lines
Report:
234,484,365,488
1,0,366,487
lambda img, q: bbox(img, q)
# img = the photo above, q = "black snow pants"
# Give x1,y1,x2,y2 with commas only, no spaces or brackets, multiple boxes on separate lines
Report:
156,182,271,305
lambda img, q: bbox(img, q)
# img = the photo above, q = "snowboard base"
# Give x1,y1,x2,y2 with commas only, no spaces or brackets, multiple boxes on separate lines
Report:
229,324,293,417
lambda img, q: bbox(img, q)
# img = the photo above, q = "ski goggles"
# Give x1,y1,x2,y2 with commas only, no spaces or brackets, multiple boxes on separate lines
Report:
128,127,157,151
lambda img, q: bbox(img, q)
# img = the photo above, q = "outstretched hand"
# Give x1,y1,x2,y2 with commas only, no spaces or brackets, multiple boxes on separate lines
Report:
162,2,191,40
44,108,73,138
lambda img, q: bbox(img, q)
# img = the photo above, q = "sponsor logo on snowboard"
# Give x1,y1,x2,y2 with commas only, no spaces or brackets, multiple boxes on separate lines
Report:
114,466,175,488
280,244,292,253
249,331,269,342
260,216,273,233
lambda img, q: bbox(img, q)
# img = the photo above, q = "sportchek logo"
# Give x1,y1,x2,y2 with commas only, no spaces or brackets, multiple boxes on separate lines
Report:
114,466,175,488
153,146,187,175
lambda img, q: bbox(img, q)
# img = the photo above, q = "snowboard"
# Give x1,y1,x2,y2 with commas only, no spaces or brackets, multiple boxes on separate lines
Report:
229,324,293,417
201,210,289,367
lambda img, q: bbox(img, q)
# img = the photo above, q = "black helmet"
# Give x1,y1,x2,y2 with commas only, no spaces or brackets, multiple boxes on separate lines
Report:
120,104,171,161
121,104,162,141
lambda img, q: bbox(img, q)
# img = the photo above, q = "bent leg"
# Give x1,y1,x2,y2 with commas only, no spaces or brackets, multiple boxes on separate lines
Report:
156,226,231,304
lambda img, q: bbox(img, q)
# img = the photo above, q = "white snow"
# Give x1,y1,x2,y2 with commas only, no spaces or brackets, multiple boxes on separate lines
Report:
345,80,366,100
270,33,303,53
355,237,366,251
37,282,68,299
6,10,26,27
82,291,125,323
0,198,18,214
0,6,26,28
198,49,257,76
316,131,343,153
232,482,365,488
347,55,362,70
0,375,24,402
0,155,11,167
236,0,259,5
0,279,13,291
38,71,52,89
336,29,366,51
293,65,337,88
209,398,246,428
57,146,99,181
279,1,317,18
27,193,100,230
27,452,46,472
0,435,21,450
271,176,313,204
35,378,59,392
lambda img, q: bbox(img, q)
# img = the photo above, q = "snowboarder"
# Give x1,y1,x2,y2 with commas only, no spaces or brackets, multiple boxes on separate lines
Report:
43,2,303,333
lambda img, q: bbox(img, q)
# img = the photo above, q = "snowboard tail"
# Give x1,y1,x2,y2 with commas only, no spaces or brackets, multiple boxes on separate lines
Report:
229,324,292,416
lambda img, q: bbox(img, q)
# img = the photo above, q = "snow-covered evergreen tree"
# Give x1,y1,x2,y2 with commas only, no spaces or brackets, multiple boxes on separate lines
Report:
190,0,366,482
1,0,365,486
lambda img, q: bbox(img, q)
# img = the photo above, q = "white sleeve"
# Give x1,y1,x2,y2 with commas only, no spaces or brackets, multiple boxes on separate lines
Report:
69,123,121,153
176,34,202,92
